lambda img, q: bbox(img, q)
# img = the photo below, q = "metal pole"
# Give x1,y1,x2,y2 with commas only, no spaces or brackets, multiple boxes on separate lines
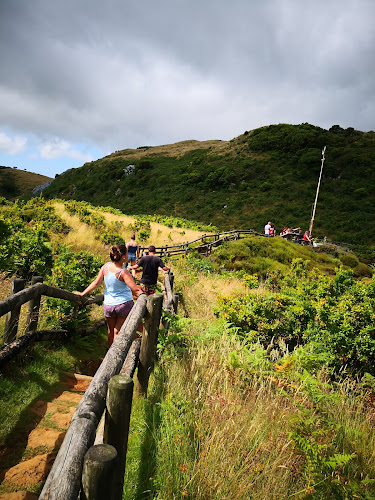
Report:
309,146,326,237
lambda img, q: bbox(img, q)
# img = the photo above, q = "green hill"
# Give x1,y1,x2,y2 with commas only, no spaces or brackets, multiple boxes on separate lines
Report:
41,123,375,246
0,166,51,200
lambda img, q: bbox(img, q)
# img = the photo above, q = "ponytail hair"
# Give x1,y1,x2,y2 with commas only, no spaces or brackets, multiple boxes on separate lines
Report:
110,244,127,262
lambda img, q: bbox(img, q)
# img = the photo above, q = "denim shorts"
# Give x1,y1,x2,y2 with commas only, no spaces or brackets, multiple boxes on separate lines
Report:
104,300,134,318
128,253,137,262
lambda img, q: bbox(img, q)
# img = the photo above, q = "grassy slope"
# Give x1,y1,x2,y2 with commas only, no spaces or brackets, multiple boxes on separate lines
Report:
41,123,375,246
123,256,375,499
0,167,51,200
1,201,374,497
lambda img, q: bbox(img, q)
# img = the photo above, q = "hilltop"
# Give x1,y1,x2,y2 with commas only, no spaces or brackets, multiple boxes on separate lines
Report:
0,166,51,200
33,123,375,245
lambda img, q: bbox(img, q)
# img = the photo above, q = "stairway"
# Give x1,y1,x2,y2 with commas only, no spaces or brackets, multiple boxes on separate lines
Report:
0,374,93,499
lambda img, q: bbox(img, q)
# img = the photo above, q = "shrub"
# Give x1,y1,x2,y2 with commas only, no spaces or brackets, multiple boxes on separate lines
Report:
353,263,373,277
9,229,53,281
44,245,103,329
339,253,359,268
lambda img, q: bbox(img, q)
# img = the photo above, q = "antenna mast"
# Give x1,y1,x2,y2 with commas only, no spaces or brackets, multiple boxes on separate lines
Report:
309,146,326,237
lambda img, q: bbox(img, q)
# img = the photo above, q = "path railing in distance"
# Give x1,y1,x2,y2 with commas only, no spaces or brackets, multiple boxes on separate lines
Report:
139,229,262,257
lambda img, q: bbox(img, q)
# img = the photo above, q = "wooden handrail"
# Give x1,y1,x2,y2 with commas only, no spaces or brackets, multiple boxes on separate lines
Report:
0,273,175,499
139,229,260,257
0,282,103,318
39,294,148,500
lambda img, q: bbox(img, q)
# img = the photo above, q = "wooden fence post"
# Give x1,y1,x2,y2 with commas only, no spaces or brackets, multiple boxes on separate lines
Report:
80,444,117,500
26,276,43,333
169,272,174,291
4,278,25,343
136,293,163,396
173,293,179,314
103,375,134,500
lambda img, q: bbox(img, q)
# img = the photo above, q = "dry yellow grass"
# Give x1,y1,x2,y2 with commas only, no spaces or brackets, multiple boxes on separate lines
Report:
0,167,51,200
176,272,247,321
104,139,228,161
53,201,209,254
53,202,108,259
97,208,210,247
102,135,269,163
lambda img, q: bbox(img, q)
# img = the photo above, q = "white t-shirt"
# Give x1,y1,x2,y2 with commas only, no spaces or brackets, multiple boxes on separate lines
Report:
264,223,271,235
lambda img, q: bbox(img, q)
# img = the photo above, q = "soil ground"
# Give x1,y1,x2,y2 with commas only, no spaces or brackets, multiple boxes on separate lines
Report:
0,374,93,498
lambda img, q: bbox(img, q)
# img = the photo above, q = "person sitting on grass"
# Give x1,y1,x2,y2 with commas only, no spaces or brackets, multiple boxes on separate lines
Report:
303,230,312,244
75,244,142,347
129,245,170,295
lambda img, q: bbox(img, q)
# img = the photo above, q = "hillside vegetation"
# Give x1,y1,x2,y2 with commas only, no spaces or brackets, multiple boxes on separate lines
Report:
0,166,51,200
41,123,375,247
1,198,375,498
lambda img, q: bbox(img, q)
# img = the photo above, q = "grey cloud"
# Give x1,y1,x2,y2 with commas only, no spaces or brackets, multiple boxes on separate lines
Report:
0,0,374,158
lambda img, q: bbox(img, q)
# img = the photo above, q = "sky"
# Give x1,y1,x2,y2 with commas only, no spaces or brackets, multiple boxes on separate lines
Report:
0,0,374,178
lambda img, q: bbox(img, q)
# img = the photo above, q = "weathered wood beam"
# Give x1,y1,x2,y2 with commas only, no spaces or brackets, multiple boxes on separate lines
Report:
80,444,117,500
3,278,25,343
136,294,163,395
120,338,141,378
39,413,97,499
26,276,43,333
0,330,69,369
40,294,147,500
103,375,134,499
0,282,103,319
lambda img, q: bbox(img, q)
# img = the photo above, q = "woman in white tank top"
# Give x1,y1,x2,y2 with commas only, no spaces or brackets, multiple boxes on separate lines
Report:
75,245,142,347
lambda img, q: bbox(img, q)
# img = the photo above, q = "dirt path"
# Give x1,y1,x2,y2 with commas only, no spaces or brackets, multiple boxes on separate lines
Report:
0,374,93,499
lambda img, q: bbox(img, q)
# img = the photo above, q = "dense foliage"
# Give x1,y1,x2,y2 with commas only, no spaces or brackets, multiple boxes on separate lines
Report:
41,123,375,250
0,197,103,331
210,235,373,278
215,260,375,376
0,197,69,280
44,244,103,329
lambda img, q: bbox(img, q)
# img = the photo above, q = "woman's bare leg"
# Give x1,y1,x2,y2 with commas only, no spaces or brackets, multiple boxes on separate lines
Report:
113,315,127,343
106,316,116,347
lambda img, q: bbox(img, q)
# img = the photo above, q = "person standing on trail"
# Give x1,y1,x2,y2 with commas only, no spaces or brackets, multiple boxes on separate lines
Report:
264,221,271,236
129,245,170,295
75,245,142,347
126,234,139,277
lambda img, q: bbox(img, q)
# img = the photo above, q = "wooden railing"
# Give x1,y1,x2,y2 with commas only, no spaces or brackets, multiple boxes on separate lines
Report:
38,273,177,499
0,270,176,499
139,229,262,258
0,278,103,368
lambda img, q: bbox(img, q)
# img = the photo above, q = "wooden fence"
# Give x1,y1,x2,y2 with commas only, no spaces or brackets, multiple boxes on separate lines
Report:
139,229,262,258
0,271,177,500
0,277,104,368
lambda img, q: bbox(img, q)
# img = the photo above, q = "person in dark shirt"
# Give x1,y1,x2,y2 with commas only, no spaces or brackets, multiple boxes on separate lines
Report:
129,245,170,295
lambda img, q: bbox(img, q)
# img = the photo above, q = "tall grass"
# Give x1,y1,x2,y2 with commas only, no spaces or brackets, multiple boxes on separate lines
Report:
126,324,375,499
122,260,375,499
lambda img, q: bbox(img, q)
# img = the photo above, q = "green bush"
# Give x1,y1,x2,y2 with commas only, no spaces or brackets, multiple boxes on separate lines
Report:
215,265,375,375
339,253,359,268
44,245,103,329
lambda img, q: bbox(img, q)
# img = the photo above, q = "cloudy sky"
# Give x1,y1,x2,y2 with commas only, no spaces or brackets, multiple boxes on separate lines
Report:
0,0,374,178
